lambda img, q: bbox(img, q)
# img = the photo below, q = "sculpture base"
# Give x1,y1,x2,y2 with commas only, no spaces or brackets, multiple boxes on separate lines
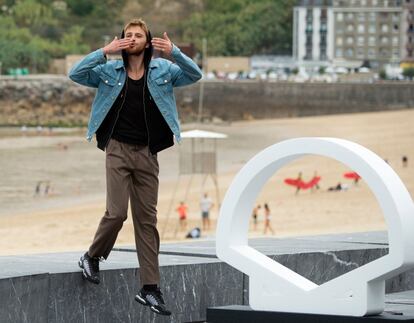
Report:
206,305,414,323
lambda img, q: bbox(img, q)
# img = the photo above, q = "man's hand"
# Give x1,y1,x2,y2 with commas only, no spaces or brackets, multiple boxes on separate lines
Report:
102,36,134,55
151,32,173,55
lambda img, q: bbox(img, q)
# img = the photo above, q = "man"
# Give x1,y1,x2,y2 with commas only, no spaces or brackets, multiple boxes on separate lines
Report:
176,201,188,231
200,193,214,231
69,18,202,316
251,204,261,231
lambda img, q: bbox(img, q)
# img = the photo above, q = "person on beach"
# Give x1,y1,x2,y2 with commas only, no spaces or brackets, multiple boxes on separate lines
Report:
33,181,41,197
200,193,214,231
69,18,202,316
263,203,274,235
295,171,303,195
402,155,408,168
176,201,188,231
252,204,261,231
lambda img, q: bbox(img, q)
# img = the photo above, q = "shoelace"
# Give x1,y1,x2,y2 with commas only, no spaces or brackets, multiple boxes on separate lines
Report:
147,290,165,306
92,256,105,272
85,256,103,273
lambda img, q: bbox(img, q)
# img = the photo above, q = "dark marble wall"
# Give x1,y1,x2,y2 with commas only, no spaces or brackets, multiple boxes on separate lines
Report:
2,248,414,323
1,262,242,323
0,274,49,323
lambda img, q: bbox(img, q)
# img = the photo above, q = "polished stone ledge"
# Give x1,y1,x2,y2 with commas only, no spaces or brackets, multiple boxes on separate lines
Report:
1,231,414,323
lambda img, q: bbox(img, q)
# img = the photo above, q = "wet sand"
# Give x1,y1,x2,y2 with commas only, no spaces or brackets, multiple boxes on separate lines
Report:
0,109,413,256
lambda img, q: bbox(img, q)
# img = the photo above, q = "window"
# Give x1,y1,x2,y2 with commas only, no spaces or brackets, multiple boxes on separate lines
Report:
372,0,378,5
346,48,354,57
369,12,376,22
337,13,344,22
380,12,389,20
381,24,389,33
336,48,343,57
358,24,365,33
368,48,376,58
369,24,376,33
381,36,389,44
336,37,343,45
392,49,400,59
347,24,355,32
306,9,313,21
357,48,365,58
358,13,365,22
347,36,354,45
380,48,389,57
392,13,400,22
357,36,365,45
392,36,399,45
369,36,376,46
347,13,354,20
393,24,399,33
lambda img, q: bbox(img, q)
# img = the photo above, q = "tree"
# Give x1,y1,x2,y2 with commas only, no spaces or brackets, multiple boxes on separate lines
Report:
12,0,57,29
403,67,414,80
66,0,94,16
178,0,296,56
379,69,387,80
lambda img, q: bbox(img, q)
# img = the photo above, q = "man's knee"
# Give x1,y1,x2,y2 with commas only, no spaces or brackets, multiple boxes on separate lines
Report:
103,210,128,224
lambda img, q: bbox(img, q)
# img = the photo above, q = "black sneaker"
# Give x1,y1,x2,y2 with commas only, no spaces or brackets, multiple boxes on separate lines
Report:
135,288,172,316
78,252,101,284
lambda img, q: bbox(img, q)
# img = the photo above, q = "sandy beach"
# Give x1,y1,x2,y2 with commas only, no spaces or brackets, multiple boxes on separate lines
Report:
1,109,413,256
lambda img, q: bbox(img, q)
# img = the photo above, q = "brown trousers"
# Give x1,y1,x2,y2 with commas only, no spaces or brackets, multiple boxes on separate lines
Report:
88,138,160,286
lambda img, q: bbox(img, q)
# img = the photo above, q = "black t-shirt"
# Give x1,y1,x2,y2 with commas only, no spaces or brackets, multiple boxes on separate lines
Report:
96,71,174,155
111,76,148,145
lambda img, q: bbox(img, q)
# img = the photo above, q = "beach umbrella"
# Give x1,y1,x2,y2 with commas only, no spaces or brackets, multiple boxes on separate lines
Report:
343,172,361,180
302,176,321,189
284,178,304,188
284,176,321,190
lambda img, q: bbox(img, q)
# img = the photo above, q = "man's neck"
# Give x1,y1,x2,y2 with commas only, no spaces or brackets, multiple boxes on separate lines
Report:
127,53,145,76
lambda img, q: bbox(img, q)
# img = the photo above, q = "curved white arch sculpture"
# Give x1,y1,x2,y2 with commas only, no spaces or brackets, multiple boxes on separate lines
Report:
216,138,414,316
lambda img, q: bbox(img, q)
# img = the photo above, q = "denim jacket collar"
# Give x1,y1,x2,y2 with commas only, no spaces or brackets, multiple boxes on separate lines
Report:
113,59,160,70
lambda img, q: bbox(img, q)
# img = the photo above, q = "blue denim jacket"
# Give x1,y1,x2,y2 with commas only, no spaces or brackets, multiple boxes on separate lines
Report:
68,45,202,142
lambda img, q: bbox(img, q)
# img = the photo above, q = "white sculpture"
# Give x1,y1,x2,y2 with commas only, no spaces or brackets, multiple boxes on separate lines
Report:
216,138,414,316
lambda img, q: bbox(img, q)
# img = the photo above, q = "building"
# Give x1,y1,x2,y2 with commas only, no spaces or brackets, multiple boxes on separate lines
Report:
206,57,250,74
332,0,402,69
293,0,404,70
401,0,414,68
293,0,334,66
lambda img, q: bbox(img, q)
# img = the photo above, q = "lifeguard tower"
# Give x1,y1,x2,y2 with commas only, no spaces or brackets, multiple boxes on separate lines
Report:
161,129,227,239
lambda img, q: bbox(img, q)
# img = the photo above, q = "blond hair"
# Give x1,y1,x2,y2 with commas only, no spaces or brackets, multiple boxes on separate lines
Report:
123,18,149,41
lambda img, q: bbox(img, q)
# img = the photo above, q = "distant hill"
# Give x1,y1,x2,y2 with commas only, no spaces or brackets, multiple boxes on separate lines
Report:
0,0,294,72
119,0,204,39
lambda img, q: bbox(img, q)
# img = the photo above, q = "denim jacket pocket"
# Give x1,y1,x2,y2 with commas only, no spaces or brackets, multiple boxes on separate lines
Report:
154,73,172,86
99,73,117,86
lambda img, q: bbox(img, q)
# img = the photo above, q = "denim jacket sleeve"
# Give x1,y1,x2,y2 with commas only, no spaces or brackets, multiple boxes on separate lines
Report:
169,44,203,87
68,48,107,88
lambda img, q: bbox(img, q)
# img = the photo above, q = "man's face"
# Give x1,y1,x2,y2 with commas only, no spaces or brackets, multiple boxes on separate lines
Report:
124,25,148,55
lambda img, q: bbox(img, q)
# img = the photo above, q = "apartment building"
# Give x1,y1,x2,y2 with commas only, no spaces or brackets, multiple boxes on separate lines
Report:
293,0,334,65
293,0,404,69
401,0,414,68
